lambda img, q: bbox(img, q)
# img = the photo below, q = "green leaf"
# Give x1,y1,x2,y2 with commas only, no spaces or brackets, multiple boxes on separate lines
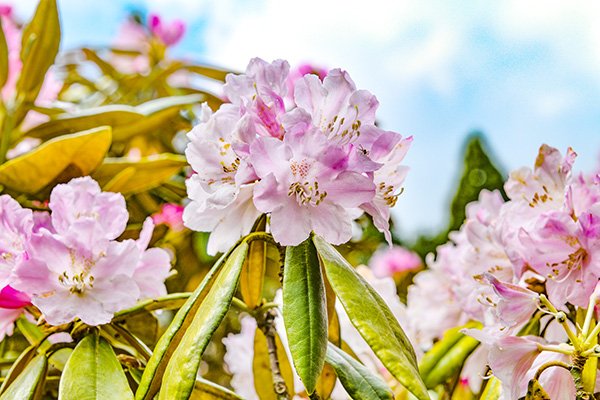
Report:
190,378,243,400
16,0,60,106
0,354,47,400
158,242,248,399
422,335,480,388
59,334,133,400
0,18,9,88
0,345,38,395
0,126,111,194
325,343,393,400
479,376,502,400
418,322,480,379
92,154,186,195
136,254,229,400
313,236,429,400
283,238,328,394
24,95,201,142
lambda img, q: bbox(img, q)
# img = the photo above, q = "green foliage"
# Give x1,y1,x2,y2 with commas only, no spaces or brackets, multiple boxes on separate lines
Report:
0,354,47,400
313,236,430,400
325,343,394,400
410,133,506,258
283,238,328,394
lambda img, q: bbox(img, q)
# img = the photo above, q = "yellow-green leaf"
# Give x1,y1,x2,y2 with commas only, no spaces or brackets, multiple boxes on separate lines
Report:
0,345,37,395
240,239,267,309
0,126,111,194
92,154,186,195
158,242,248,400
16,0,60,105
136,254,230,400
190,378,243,400
315,363,337,400
0,354,47,400
253,328,295,399
325,343,393,400
423,335,480,388
283,238,328,394
313,236,429,400
0,18,8,88
478,376,502,400
59,334,133,400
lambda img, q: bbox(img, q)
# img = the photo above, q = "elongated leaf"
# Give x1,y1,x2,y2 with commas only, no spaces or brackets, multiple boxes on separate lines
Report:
419,322,480,378
423,335,479,388
253,328,295,399
190,378,243,400
0,127,111,193
25,95,201,141
136,253,229,400
325,343,393,400
92,154,186,195
16,0,60,105
0,345,37,395
0,354,47,400
240,239,266,309
179,64,231,81
158,242,248,399
283,238,328,394
313,236,429,400
315,364,337,400
0,18,8,88
59,334,133,400
479,377,502,400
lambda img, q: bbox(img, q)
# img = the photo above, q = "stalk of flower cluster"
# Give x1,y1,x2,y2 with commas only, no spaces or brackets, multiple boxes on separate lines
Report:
256,308,290,400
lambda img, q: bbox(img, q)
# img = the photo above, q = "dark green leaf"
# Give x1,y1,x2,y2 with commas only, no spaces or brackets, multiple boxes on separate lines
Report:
283,238,328,394
325,343,393,400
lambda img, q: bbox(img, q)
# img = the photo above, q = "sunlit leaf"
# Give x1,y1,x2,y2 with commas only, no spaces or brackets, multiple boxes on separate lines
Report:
0,126,111,194
313,236,429,400
253,328,295,399
59,334,133,399
158,242,248,399
0,354,47,400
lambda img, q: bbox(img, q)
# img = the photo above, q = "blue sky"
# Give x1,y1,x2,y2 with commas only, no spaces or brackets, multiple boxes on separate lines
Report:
10,0,600,239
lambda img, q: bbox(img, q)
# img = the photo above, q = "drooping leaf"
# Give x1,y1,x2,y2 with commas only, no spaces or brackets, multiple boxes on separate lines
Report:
16,0,60,106
179,64,231,81
315,363,337,400
283,238,328,394
253,328,295,399
136,253,230,400
92,154,186,195
240,234,267,309
0,354,47,400
190,378,243,400
59,334,133,400
325,343,393,400
158,242,248,400
313,236,429,400
0,126,111,194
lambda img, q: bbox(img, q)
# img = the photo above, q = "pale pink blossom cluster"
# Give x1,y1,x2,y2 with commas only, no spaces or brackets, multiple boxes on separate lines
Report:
0,177,171,335
406,144,600,398
184,58,411,254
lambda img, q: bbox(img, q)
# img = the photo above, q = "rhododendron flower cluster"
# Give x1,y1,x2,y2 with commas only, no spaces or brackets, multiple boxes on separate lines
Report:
0,177,171,332
406,144,600,398
184,58,411,254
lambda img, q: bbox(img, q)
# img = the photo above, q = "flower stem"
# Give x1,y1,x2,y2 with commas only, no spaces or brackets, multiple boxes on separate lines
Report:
256,308,290,400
